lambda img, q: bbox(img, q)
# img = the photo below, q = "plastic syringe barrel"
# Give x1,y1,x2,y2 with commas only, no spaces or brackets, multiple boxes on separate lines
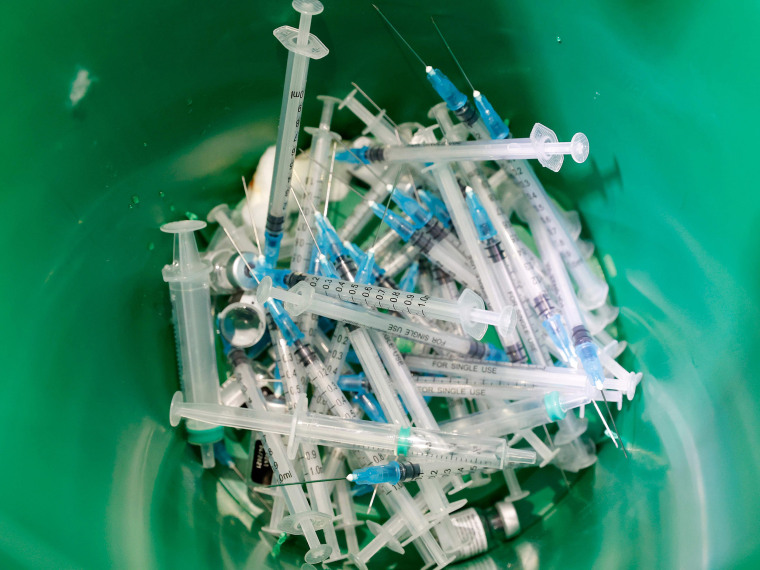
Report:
429,164,526,356
339,88,398,143
358,129,589,170
281,272,512,340
227,350,332,562
259,279,498,358
264,49,310,265
441,393,587,439
506,160,608,310
161,221,223,452
265,2,328,267
170,396,508,468
339,163,402,242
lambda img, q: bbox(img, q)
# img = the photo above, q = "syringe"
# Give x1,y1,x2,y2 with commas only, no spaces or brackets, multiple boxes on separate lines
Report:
170,394,513,469
409,17,609,311
264,0,329,267
257,277,507,360
314,212,359,281
227,350,335,563
282,272,514,340
525,202,627,454
440,392,589,440
290,95,342,275
426,150,528,361
404,354,626,405
160,220,223,468
208,204,259,255
428,102,575,365
346,459,530,487
464,188,550,366
337,124,589,172
339,165,401,242
367,199,481,292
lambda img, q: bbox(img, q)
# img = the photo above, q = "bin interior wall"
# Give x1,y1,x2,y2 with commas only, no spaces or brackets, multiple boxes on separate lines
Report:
1,0,759,568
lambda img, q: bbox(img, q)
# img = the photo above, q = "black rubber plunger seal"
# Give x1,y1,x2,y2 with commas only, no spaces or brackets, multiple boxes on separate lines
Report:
484,239,506,263
397,461,422,482
454,101,479,127
284,272,308,287
228,349,248,368
365,146,386,163
572,325,592,346
293,340,317,368
265,214,285,234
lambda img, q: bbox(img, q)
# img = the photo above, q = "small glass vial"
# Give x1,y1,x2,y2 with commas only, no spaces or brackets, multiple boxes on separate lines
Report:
450,499,530,561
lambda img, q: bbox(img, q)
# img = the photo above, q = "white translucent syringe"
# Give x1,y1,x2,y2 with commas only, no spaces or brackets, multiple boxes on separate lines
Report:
264,0,329,266
441,392,588,439
348,123,588,172
404,355,626,406
257,277,509,360
290,95,342,274
428,156,529,361
170,394,524,469
160,220,223,468
524,202,627,453
227,350,334,563
429,102,574,365
283,272,514,340
208,204,258,254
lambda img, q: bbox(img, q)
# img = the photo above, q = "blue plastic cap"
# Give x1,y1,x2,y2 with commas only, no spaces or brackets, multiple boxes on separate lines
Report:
473,92,510,140
426,68,468,111
369,202,416,241
541,313,575,365
335,147,370,164
464,188,497,241
263,231,282,267
544,391,567,421
485,344,508,362
350,462,401,486
356,250,376,285
314,213,344,258
353,391,388,423
418,190,452,228
315,253,340,278
344,242,366,265
576,341,605,390
265,299,304,345
337,372,367,392
399,261,420,292
391,191,432,227
214,441,233,466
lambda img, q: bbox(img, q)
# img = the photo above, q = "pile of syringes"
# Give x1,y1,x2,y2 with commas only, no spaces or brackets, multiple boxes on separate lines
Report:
159,2,642,567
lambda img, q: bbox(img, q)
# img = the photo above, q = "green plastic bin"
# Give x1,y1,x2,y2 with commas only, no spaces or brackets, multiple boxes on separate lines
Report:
2,0,759,568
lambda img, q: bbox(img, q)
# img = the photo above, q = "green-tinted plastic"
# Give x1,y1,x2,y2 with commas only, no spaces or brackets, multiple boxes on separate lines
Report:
2,0,759,568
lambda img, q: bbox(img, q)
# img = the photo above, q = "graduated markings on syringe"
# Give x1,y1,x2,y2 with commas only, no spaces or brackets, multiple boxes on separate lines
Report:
285,273,514,339
257,277,506,359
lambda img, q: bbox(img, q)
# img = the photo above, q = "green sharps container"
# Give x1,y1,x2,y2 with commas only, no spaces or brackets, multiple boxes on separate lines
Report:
2,0,759,568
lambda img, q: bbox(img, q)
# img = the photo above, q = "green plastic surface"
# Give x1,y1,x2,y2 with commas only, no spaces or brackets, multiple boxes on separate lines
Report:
2,0,759,568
